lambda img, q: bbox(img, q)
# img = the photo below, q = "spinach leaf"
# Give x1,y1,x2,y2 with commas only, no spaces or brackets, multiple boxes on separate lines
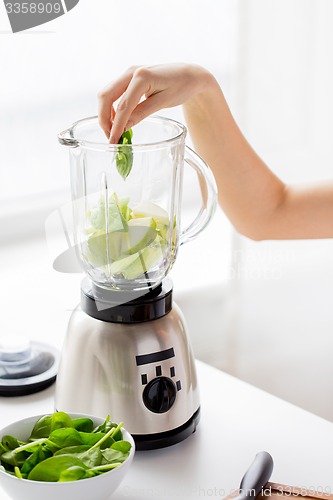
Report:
0,412,131,483
58,465,88,482
79,447,102,468
54,445,102,468
48,428,83,448
54,445,91,456
101,447,129,465
111,440,132,453
93,416,122,440
1,435,22,451
0,448,29,467
50,429,113,449
28,455,87,482
0,438,50,467
21,445,52,476
89,421,123,451
80,431,113,448
29,415,52,439
93,415,112,433
116,129,133,180
29,412,73,439
72,418,93,433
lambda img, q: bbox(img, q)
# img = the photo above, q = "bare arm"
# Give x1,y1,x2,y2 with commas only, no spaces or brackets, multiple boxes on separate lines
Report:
98,64,333,240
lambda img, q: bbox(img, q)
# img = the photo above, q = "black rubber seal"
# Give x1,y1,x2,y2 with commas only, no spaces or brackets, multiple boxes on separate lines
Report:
132,407,200,451
81,277,173,323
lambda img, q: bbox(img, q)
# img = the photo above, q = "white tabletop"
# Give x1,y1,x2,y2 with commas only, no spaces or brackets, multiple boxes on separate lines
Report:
1,360,332,500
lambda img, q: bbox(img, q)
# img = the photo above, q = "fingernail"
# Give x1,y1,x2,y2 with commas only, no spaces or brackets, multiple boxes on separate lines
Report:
109,134,116,144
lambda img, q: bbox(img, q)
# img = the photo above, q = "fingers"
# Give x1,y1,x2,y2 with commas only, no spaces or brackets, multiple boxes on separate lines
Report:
109,73,152,143
124,91,169,130
97,67,138,139
98,64,194,143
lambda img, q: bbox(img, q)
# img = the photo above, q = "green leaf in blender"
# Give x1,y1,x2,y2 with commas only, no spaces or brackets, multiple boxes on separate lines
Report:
116,129,133,180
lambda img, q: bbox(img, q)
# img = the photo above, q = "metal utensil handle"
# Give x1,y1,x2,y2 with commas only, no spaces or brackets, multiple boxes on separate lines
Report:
238,451,274,499
179,146,218,245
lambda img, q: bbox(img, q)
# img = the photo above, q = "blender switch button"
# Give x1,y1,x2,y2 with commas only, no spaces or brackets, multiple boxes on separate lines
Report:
141,374,148,385
155,365,162,376
176,380,181,391
170,366,175,377
143,376,176,413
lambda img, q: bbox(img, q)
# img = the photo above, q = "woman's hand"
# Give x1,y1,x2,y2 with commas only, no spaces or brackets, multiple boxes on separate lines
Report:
97,63,211,143
98,62,333,239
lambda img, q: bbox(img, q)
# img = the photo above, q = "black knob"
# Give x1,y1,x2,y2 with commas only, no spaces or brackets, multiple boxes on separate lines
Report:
143,376,177,413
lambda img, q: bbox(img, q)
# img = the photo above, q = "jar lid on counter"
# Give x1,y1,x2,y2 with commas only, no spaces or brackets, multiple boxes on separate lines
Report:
0,335,59,396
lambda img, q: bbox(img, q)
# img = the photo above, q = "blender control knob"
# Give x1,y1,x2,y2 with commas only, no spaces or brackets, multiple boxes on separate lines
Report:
143,376,176,413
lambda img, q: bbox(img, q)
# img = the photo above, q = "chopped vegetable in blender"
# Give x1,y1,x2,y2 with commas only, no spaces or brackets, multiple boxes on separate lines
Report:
84,196,175,280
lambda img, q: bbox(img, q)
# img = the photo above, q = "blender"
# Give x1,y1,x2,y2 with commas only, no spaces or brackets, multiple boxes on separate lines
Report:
55,115,217,450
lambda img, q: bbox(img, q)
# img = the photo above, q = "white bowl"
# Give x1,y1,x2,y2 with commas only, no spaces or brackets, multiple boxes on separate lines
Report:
0,413,135,500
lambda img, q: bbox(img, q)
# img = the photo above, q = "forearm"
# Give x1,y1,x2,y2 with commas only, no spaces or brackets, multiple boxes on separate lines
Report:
183,72,333,239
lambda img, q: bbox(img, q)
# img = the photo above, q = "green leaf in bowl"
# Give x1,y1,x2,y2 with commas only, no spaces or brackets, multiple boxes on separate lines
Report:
28,455,88,482
72,418,94,433
29,412,74,439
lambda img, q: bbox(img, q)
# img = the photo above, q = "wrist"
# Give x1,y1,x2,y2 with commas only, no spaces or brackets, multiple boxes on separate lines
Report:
184,67,223,115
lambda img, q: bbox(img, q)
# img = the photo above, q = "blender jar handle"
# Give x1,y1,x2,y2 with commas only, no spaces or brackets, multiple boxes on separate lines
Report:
179,146,218,245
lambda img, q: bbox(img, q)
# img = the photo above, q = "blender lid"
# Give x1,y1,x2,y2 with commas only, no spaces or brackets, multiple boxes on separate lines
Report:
81,277,173,323
0,335,60,397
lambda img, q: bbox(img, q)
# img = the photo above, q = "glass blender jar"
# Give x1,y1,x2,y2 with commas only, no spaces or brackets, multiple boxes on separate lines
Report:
56,115,217,450
58,115,217,293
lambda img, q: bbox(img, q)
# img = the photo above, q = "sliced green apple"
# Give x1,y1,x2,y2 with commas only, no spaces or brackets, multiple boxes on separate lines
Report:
87,230,124,265
89,194,130,232
87,217,157,265
110,244,163,280
131,201,169,226
122,217,157,256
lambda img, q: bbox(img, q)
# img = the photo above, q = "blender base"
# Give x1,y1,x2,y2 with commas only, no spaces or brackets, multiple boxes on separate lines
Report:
132,407,200,451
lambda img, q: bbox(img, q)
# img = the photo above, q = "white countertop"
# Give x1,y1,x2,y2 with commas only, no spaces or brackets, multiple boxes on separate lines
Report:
1,220,332,499
1,360,332,499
